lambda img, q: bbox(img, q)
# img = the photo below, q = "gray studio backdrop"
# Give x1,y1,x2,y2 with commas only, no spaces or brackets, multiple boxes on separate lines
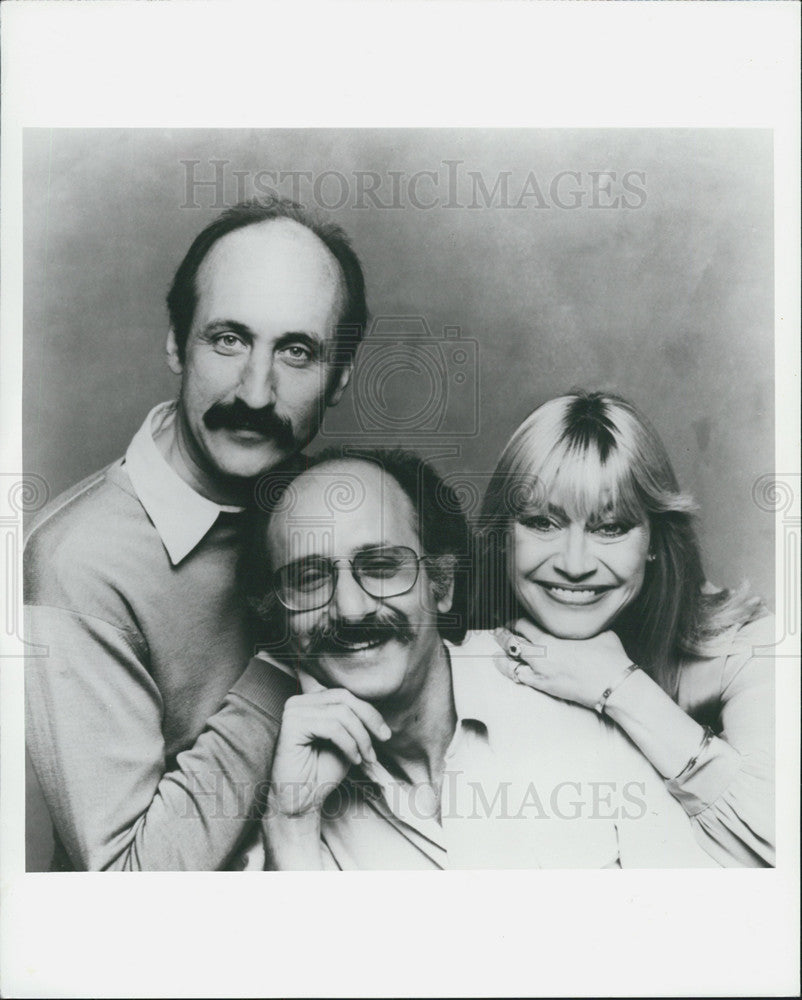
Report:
23,128,774,869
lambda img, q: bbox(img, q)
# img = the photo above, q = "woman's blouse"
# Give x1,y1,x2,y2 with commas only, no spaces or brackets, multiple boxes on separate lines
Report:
669,613,775,867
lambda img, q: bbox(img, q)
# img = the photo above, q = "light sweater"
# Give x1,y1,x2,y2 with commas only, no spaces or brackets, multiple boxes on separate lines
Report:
24,402,296,871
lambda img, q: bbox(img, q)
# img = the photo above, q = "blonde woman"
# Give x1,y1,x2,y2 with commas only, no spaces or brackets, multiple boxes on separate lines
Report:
476,390,774,867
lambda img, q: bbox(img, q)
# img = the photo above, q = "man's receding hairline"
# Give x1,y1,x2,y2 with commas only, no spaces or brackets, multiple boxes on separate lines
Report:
280,457,420,534
196,215,347,311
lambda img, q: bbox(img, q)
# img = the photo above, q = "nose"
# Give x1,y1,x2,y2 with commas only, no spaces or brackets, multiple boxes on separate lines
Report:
235,348,276,410
553,525,596,580
330,564,379,621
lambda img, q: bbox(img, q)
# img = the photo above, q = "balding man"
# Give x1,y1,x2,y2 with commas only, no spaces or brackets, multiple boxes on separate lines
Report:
25,197,367,870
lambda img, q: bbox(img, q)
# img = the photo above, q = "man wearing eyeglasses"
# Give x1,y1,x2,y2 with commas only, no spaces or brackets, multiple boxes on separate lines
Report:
240,448,716,870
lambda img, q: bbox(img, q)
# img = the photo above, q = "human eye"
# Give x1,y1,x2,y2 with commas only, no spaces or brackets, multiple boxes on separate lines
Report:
357,547,408,580
517,514,558,534
284,560,330,593
212,332,248,355
590,521,632,539
277,340,315,366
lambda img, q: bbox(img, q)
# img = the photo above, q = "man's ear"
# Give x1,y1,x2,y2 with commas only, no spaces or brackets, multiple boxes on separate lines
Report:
430,554,457,614
326,360,352,407
166,328,183,376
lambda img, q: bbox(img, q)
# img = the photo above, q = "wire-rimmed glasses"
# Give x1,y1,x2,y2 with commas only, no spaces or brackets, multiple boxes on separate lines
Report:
273,545,425,612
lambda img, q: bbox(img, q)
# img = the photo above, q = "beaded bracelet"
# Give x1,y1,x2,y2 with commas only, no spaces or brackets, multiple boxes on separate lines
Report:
673,725,716,782
593,662,640,716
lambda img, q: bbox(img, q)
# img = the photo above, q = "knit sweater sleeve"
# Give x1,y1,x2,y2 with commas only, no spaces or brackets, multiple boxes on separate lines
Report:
665,614,776,867
25,603,296,871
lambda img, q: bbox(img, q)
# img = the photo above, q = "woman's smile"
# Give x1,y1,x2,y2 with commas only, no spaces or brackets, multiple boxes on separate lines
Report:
535,580,616,606
512,513,651,639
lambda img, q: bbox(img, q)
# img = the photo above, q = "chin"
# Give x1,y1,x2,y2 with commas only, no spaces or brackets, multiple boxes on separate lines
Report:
209,443,294,480
316,650,408,702
531,610,614,642
545,622,608,641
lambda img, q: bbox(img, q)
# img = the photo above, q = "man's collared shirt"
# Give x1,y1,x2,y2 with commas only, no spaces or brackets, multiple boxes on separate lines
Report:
260,632,718,870
125,400,244,565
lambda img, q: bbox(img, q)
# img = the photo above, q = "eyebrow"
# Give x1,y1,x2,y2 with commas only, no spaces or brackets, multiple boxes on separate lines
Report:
199,319,254,339
199,321,326,350
282,541,399,566
274,332,325,356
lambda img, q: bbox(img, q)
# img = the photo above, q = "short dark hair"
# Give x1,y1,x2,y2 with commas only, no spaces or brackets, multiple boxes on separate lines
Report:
240,447,471,644
166,195,368,363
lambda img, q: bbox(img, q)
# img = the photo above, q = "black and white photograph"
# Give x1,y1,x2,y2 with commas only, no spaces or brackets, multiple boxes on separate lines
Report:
21,127,777,876
1,3,799,998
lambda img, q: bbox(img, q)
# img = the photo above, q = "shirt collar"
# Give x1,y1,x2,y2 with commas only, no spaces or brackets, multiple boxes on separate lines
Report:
445,633,507,746
124,401,243,566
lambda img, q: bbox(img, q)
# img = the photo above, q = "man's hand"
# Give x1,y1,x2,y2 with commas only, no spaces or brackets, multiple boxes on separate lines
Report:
494,618,634,711
269,688,392,818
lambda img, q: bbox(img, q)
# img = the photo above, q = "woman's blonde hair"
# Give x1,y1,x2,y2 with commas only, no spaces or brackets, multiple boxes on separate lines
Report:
475,391,764,697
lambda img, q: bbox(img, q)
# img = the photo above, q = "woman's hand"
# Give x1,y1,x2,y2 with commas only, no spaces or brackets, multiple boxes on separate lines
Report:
494,617,635,711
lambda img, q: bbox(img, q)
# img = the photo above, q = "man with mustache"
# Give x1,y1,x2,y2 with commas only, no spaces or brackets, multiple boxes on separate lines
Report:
242,450,717,870
24,197,366,870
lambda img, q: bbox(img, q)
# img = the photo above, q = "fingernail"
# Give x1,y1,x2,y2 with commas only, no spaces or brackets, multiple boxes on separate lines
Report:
380,724,392,740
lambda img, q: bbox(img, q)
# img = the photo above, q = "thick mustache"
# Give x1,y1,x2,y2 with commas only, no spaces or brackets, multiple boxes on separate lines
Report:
203,400,295,448
308,613,416,655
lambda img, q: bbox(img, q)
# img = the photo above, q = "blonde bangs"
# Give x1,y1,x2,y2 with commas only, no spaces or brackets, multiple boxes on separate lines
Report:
509,435,647,526
496,395,697,525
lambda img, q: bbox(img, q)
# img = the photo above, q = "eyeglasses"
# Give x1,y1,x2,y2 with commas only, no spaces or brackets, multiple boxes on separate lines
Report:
273,545,425,612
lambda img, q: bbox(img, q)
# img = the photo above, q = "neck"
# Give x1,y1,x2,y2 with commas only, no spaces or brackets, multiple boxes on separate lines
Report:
376,640,456,789
153,403,256,506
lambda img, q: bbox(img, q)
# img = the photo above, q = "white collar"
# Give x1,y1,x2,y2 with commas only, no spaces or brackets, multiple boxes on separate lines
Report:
124,401,243,565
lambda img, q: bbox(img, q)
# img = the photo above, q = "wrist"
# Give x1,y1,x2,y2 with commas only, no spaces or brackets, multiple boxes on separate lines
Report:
266,790,324,828
594,662,640,716
264,806,323,870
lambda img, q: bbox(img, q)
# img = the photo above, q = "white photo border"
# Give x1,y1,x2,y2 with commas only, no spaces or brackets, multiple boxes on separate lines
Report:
1,2,799,998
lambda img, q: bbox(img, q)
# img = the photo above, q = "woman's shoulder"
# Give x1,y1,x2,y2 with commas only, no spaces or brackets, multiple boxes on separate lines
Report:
680,608,775,705
723,609,776,652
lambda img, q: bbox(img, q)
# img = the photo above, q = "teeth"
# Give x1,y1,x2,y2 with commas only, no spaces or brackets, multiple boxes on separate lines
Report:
340,639,384,651
543,585,605,604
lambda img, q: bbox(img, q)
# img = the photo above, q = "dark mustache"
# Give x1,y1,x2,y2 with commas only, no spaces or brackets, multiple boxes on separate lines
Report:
203,399,295,448
308,612,416,656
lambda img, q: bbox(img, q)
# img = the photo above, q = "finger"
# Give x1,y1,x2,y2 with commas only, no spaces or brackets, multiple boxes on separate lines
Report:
315,688,392,742
493,653,541,689
281,697,367,763
494,626,528,660
495,625,544,663
300,715,364,766
297,670,327,695
282,688,382,761
301,703,379,765
512,618,551,659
